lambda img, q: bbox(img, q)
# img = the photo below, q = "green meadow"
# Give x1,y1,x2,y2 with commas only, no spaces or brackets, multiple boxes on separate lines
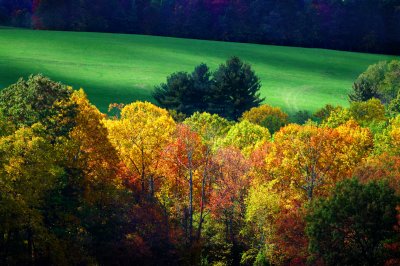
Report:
0,28,397,114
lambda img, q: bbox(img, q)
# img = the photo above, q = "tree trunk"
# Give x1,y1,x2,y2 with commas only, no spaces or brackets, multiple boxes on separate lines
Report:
141,148,146,195
149,174,154,199
197,150,209,240
188,153,193,245
27,226,35,266
1,229,10,265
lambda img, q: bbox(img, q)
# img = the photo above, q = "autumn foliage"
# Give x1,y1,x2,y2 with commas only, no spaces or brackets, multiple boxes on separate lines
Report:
0,75,399,265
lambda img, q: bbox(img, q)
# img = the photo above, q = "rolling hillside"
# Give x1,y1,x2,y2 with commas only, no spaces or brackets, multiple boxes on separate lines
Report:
0,28,397,114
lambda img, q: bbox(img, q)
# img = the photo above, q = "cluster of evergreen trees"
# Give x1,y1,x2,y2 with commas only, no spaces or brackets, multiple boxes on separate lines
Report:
1,0,399,54
153,57,263,121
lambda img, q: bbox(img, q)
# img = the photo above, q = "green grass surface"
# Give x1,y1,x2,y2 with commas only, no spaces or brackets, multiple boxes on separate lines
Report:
0,28,397,114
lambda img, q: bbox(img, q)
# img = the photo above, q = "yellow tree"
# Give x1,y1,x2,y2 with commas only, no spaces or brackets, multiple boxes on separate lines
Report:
240,104,288,134
244,179,283,264
322,99,386,129
105,102,176,197
246,143,307,265
348,98,386,126
266,120,373,201
68,89,120,192
221,120,270,156
0,124,64,264
53,90,135,264
375,115,400,156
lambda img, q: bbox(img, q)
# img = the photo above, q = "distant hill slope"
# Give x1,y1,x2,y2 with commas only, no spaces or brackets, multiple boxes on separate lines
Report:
0,28,397,114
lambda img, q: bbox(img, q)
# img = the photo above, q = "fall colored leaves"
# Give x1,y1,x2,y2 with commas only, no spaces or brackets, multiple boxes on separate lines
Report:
1,75,399,265
100,99,393,264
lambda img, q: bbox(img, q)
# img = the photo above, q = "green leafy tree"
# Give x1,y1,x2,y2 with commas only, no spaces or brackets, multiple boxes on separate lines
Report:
388,91,400,117
349,61,387,102
349,98,387,126
382,60,400,103
0,74,77,138
349,60,400,104
306,178,399,265
349,76,381,102
154,58,264,120
210,57,264,120
184,112,232,146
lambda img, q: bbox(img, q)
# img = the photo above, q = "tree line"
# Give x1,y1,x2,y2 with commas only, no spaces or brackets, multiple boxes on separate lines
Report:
1,0,399,54
0,58,399,265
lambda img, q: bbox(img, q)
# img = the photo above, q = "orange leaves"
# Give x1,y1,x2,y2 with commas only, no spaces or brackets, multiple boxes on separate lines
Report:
266,121,373,200
167,124,205,170
158,124,205,203
355,153,400,195
272,200,308,264
209,147,250,218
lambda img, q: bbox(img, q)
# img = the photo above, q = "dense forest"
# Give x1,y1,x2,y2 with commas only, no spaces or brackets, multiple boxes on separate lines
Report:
0,58,399,265
0,0,399,54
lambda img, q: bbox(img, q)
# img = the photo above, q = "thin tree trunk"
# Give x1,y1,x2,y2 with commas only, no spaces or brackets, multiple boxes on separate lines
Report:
1,229,10,265
197,150,209,240
27,226,34,266
149,174,154,199
188,153,193,245
141,148,146,195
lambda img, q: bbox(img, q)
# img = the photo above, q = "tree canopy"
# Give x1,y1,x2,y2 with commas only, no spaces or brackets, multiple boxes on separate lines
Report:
154,57,264,121
1,73,400,265
306,179,399,265
2,0,400,54
0,74,77,138
349,60,400,104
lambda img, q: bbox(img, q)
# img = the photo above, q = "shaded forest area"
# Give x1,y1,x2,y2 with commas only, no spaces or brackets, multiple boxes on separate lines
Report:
1,0,399,54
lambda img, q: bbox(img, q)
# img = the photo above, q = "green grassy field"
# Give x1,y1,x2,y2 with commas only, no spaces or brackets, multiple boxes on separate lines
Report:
0,28,397,114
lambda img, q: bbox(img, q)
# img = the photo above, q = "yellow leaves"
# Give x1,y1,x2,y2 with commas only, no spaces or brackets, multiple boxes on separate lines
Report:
241,104,288,133
0,124,63,204
374,115,400,156
184,112,232,145
245,179,280,223
266,121,372,201
390,116,400,151
322,108,352,128
106,102,176,154
68,89,120,186
221,120,271,156
105,101,176,192
323,99,387,129
349,98,386,125
335,119,373,164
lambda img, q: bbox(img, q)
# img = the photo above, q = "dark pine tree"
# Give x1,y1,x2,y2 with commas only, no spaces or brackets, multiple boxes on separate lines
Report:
153,63,211,116
209,56,264,120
